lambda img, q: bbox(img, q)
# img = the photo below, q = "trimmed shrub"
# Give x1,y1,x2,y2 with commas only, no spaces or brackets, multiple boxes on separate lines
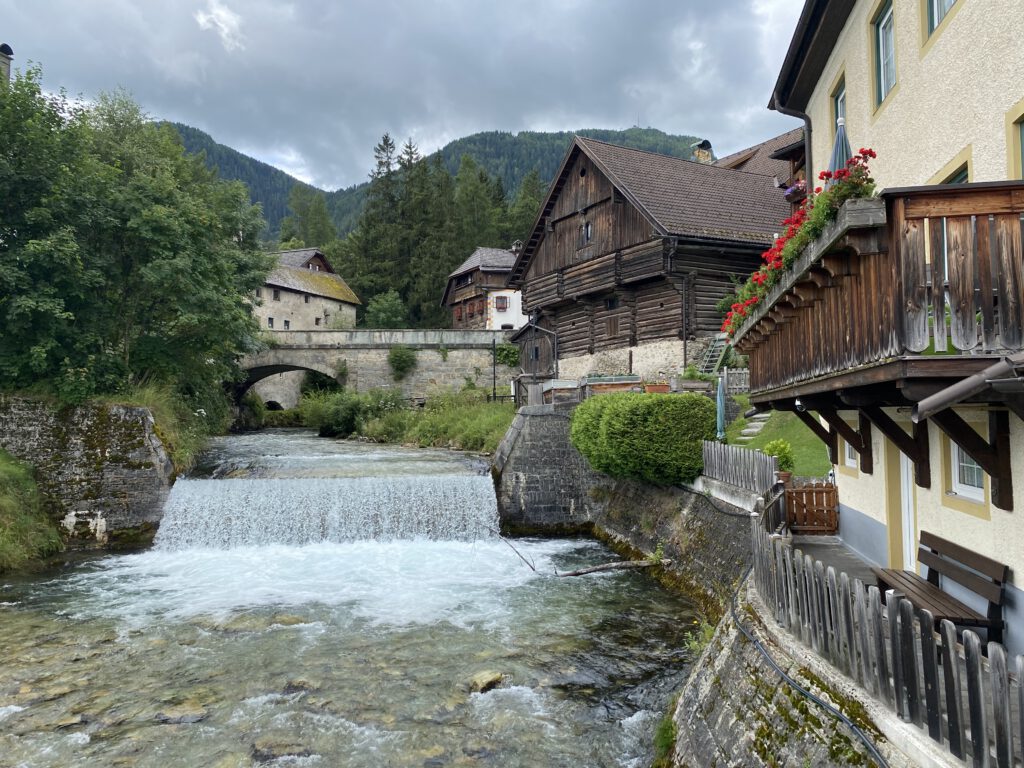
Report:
569,392,716,485
388,345,417,381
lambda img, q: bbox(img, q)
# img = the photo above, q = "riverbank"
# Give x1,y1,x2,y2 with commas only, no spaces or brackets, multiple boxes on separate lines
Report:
0,450,62,573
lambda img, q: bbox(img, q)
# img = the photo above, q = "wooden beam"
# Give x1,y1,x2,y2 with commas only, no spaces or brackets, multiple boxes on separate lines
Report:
817,407,874,475
862,406,931,488
795,409,837,464
930,409,1013,511
858,412,874,474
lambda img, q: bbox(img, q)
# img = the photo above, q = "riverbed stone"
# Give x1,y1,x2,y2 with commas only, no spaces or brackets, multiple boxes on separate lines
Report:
154,700,208,724
251,737,313,762
468,671,504,693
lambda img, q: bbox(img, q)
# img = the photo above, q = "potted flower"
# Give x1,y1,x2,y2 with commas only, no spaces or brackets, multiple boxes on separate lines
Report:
762,439,795,485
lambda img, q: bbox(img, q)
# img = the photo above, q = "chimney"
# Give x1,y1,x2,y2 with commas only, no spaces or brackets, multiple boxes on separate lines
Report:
691,139,713,164
0,43,12,84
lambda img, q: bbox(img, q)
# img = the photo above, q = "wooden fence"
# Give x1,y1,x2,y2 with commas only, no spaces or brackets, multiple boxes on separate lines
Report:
721,367,750,394
703,441,778,494
786,481,839,534
751,519,1023,766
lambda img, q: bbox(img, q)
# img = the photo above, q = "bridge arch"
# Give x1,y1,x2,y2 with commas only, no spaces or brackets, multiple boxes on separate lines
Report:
235,361,341,401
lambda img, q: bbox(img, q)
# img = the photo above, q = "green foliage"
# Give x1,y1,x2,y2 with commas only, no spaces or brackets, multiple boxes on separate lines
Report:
495,342,520,368
279,185,337,248
570,393,716,485
737,413,831,477
0,69,271,408
235,391,267,431
0,450,63,572
762,438,796,473
301,369,344,395
683,619,717,656
387,345,417,381
263,409,304,427
364,289,408,329
652,693,680,768
682,364,715,382
297,389,405,438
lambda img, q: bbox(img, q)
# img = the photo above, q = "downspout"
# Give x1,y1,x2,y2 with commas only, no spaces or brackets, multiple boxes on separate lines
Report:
772,87,813,187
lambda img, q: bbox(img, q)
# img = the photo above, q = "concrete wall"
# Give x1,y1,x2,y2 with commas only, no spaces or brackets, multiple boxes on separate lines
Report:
0,395,174,547
556,337,713,381
253,286,356,331
493,404,751,615
805,0,1024,187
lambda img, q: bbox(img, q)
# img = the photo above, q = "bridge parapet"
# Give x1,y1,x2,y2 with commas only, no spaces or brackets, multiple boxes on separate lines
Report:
264,329,510,349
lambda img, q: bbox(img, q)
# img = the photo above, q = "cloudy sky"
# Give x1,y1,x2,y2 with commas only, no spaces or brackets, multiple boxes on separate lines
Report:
2,0,804,190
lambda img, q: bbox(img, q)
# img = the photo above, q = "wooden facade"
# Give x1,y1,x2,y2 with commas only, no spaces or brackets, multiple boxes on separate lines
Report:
508,136,791,371
441,246,525,331
733,183,1024,510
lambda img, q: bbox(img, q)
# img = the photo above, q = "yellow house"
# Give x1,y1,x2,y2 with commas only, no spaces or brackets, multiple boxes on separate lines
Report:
739,0,1024,653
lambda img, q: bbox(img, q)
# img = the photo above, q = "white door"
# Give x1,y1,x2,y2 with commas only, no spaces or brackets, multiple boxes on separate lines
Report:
900,452,916,571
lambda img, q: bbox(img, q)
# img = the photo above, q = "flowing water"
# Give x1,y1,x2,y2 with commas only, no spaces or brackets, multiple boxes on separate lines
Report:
0,430,698,767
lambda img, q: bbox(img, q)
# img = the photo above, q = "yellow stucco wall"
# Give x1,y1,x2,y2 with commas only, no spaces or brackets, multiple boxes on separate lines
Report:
834,408,1024,587
805,0,1024,188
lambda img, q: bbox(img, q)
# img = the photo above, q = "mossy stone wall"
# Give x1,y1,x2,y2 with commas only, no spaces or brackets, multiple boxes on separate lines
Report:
0,396,174,548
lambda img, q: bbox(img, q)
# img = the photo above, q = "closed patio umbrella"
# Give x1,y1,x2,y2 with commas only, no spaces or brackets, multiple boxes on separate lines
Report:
828,117,853,182
716,375,726,441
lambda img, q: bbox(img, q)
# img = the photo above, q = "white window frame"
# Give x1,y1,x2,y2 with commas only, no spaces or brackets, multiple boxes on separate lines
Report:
844,439,859,468
950,442,985,502
876,3,896,103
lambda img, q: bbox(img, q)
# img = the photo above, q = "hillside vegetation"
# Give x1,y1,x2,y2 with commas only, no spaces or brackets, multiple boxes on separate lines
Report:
172,124,704,238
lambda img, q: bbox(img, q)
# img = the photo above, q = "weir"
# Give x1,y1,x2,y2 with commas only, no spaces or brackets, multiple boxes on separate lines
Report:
154,474,500,549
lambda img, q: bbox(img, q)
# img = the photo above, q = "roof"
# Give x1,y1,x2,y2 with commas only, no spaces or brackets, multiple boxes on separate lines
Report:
273,247,326,269
449,247,517,279
714,127,804,177
509,136,791,285
770,0,856,113
265,266,361,305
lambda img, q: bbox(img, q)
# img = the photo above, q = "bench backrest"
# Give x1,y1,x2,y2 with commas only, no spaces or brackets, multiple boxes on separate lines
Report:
918,530,1009,606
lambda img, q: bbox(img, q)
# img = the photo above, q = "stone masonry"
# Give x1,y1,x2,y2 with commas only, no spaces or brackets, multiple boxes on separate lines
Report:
0,395,175,547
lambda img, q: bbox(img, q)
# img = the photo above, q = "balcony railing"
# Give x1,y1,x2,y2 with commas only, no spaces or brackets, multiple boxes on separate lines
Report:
734,183,1024,396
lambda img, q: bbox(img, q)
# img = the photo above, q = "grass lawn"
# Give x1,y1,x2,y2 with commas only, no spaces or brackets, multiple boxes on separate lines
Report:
725,396,832,477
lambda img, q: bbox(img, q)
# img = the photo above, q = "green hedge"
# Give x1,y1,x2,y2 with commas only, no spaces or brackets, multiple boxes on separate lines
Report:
569,393,716,485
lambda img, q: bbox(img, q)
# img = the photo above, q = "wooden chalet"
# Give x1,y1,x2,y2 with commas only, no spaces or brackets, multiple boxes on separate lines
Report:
506,136,792,378
440,245,527,331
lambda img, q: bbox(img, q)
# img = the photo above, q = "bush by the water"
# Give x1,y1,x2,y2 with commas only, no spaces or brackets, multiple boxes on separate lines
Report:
296,389,515,452
0,450,63,572
569,393,716,485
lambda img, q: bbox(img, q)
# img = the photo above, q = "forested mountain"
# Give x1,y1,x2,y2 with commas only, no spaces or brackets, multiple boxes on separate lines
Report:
171,124,705,238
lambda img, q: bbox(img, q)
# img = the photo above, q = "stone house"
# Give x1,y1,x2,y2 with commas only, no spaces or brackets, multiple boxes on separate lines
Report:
506,134,792,383
736,0,1024,652
440,245,528,331
253,248,360,332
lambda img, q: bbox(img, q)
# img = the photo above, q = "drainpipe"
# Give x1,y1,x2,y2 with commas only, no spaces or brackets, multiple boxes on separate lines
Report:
772,87,813,188
913,351,1024,422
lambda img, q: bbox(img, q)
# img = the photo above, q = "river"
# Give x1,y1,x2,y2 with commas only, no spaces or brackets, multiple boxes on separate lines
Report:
0,430,697,767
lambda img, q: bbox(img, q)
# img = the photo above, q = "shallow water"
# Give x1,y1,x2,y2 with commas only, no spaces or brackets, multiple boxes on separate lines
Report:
0,430,697,767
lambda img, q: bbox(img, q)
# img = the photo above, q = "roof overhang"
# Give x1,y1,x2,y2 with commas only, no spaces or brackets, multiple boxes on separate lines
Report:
769,0,856,115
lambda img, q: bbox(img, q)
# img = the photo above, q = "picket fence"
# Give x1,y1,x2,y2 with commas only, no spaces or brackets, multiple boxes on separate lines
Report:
751,517,1024,766
702,441,777,495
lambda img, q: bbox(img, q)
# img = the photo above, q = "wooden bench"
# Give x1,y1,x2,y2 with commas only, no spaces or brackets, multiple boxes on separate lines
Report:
872,531,1008,644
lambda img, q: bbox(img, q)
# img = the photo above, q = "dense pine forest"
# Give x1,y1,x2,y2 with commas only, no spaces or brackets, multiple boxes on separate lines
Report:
172,123,705,238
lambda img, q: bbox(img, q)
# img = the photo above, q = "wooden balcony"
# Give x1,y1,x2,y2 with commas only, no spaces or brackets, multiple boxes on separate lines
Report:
734,183,1024,401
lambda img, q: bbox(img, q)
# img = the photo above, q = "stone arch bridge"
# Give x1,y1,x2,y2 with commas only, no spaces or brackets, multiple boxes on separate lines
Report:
239,329,515,406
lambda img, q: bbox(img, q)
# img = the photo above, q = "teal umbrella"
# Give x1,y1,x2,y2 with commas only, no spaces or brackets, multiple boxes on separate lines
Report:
828,117,853,182
716,376,726,441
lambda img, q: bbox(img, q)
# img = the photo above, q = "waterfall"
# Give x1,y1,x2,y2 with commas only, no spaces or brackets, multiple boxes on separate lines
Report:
154,474,500,550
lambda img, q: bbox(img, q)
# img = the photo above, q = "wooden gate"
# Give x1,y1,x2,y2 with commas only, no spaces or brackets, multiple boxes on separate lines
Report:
786,481,838,534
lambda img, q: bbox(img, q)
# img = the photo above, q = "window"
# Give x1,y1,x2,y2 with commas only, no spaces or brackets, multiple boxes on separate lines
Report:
315,317,321,326
495,296,509,312
1019,119,1024,179
272,289,281,301
927,0,955,33
604,296,619,311
832,76,847,131
283,319,290,330
874,1,896,104
304,295,310,304
951,443,985,502
844,439,859,468
267,317,274,329
532,345,540,361
943,165,969,184
255,288,262,298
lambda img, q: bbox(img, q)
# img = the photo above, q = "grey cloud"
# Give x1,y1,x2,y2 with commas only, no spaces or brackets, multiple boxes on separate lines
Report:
2,0,802,189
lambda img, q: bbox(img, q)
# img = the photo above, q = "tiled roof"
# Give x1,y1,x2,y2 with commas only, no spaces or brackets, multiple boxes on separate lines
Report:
449,247,516,278
273,247,323,269
714,127,804,177
265,266,361,305
577,136,791,244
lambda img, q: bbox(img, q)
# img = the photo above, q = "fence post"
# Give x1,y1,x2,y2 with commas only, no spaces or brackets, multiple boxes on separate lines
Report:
963,630,989,768
869,586,891,705
918,609,942,743
941,620,965,759
989,642,1011,768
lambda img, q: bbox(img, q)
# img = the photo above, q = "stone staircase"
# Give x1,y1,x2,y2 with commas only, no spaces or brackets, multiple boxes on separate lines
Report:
733,411,772,444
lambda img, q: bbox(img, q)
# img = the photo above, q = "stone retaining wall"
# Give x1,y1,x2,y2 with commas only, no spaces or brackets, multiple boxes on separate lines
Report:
0,395,174,547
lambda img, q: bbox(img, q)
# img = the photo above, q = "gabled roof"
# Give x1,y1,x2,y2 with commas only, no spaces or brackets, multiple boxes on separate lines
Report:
715,127,804,177
509,135,791,285
273,247,329,270
449,247,517,279
264,248,360,305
